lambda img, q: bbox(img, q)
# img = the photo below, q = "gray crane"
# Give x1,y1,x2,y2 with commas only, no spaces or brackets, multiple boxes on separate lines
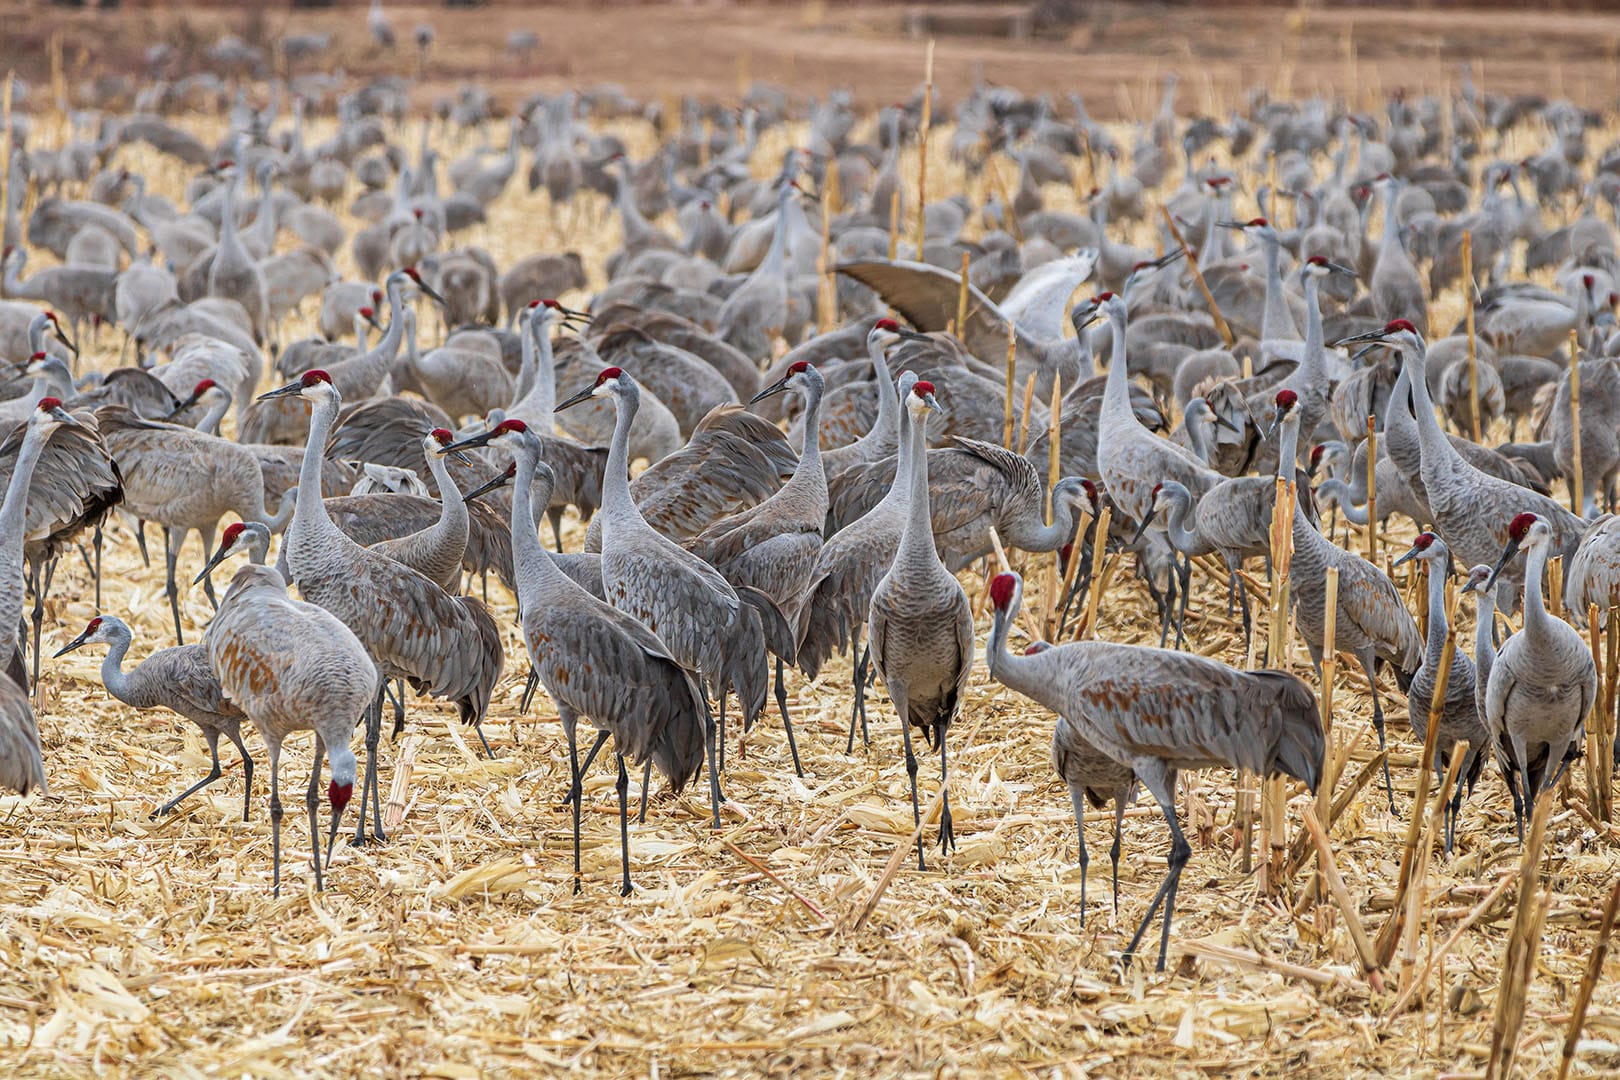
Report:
1460,563,1532,838
685,361,828,776
0,398,81,685
1336,320,1585,611
97,405,295,644
1289,445,1422,812
1368,177,1428,338
985,570,1322,971
206,164,270,345
1391,533,1488,854
366,428,469,594
443,421,709,894
56,611,254,821
1481,512,1596,805
1,248,116,345
868,379,972,868
203,556,377,896
799,372,920,751
557,367,779,820
260,370,505,842
820,318,911,485
1564,514,1620,627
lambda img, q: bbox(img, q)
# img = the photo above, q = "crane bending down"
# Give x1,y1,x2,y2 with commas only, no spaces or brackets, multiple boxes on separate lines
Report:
869,379,973,869
986,570,1322,970
57,611,254,821
443,422,709,894
204,556,377,895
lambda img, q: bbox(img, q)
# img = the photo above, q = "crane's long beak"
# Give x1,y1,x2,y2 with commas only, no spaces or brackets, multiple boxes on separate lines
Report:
415,280,448,307
463,468,513,502
165,390,202,421
750,374,792,404
1129,507,1157,546
1460,575,1482,595
48,405,80,428
1332,328,1391,348
53,626,95,657
363,310,383,333
1214,220,1246,230
1151,247,1187,270
193,544,234,586
1391,543,1423,569
54,326,79,358
1324,260,1358,277
555,384,598,412
1212,412,1240,433
440,429,499,454
1483,536,1523,593
1265,406,1287,441
257,379,304,400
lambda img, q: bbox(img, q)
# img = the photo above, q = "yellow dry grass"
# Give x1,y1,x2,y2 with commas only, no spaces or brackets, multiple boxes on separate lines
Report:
0,106,1617,1079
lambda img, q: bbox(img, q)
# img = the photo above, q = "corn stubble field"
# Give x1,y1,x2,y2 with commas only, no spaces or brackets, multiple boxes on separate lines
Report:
0,6,1618,1079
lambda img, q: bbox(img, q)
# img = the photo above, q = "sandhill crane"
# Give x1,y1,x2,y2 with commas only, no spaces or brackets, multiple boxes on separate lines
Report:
1289,448,1422,812
203,557,377,896
1459,563,1532,838
0,397,81,684
799,372,921,752
443,423,709,894
1215,218,1299,345
869,379,972,868
1,249,116,344
0,354,75,429
0,669,42,795
56,612,253,820
1565,514,1620,627
1336,320,1585,611
685,361,827,774
820,319,911,484
207,164,270,345
558,368,781,815
1093,292,1221,527
1369,177,1428,338
985,571,1322,970
1390,533,1488,854
98,406,295,645
260,370,505,843
1482,512,1596,803
715,184,796,362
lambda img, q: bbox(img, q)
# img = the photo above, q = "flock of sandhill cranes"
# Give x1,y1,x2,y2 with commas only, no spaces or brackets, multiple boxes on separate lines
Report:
1,18,1618,971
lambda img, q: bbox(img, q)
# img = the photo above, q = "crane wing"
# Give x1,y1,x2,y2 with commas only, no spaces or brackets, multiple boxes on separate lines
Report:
997,251,1097,342
836,258,1035,364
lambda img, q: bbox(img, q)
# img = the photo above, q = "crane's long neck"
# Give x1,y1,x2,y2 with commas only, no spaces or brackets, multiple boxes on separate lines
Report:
854,342,898,457
602,383,640,520
1473,587,1497,676
219,173,242,248
98,631,136,704
513,319,537,404
1276,413,1302,477
251,176,276,249
1423,560,1450,665
508,448,561,616
1162,491,1204,554
1318,479,1369,526
1521,540,1550,637
985,601,1057,704
2,257,23,296
425,441,469,540
1301,273,1325,387
512,323,556,434
1100,314,1133,423
1379,186,1403,256
0,423,48,668
873,386,913,515
199,394,230,436
896,403,936,565
1261,236,1289,337
293,394,344,543
1403,345,1455,467
785,376,825,499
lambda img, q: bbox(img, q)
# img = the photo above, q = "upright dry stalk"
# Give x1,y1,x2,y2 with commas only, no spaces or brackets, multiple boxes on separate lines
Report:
817,170,835,334
957,250,970,337
1260,471,1296,893
1003,321,1017,448
1078,508,1111,641
1486,789,1555,1080
1570,329,1584,516
1041,373,1064,637
913,40,934,260
1016,372,1037,454
887,189,901,261
1312,566,1340,898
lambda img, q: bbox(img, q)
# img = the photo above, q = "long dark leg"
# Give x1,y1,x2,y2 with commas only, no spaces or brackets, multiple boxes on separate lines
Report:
638,756,652,824
133,518,150,568
269,748,284,897
1364,656,1397,814
28,562,46,691
151,730,224,819
470,714,495,759
717,689,728,774
616,752,633,897
568,731,609,807
547,507,565,553
701,695,723,829
1068,784,1090,927
1157,565,1176,649
1110,793,1127,917
520,667,540,714
847,640,871,753
352,690,387,844
1174,552,1192,649
1123,772,1191,973
387,679,407,738
938,729,955,856
93,524,103,609
774,657,804,777
306,736,325,892
1235,569,1253,655
224,726,254,822
164,527,185,646
895,687,925,872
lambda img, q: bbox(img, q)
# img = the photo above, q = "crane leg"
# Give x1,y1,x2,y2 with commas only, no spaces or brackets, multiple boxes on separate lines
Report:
547,507,566,554
27,561,46,694
268,745,284,898
1111,794,1127,917
387,679,407,739
846,642,871,754
1174,553,1192,650
93,524,103,609
701,695,724,830
224,725,255,823
152,730,224,819
717,690,728,774
164,527,185,646
1067,783,1090,927
638,756,652,824
938,731,955,856
1362,657,1397,815
520,666,541,714
894,686,926,872
567,730,609,807
131,518,150,569
616,753,633,897
570,728,609,895
774,658,804,777
306,737,326,893
352,692,387,845
1122,768,1189,973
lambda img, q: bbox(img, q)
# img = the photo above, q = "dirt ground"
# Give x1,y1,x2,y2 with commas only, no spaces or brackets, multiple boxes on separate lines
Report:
4,3,1620,115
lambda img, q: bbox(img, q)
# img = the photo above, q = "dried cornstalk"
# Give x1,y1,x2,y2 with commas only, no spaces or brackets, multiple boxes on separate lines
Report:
1078,508,1112,641
1301,807,1383,989
1486,789,1556,1080
1386,869,1519,1018
1365,417,1379,564
1003,320,1018,449
1159,207,1235,347
912,39,933,260
1556,877,1620,1080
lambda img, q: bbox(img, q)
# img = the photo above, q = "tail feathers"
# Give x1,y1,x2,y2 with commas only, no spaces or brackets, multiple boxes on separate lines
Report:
792,578,849,681
736,585,795,664
650,674,707,793
455,595,506,724
1251,669,1325,789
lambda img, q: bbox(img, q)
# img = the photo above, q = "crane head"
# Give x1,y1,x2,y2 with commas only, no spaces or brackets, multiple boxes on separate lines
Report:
329,779,353,814
1303,255,1356,279
1024,642,1051,655
358,306,382,332
1459,564,1495,596
398,266,446,307
1393,531,1440,569
441,418,528,456
750,361,817,405
869,317,924,349
557,367,623,413
990,572,1020,613
1331,319,1423,354
194,520,270,584
55,615,127,657
907,379,944,421
33,396,78,430
429,428,454,446
1485,512,1544,591
258,369,333,403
